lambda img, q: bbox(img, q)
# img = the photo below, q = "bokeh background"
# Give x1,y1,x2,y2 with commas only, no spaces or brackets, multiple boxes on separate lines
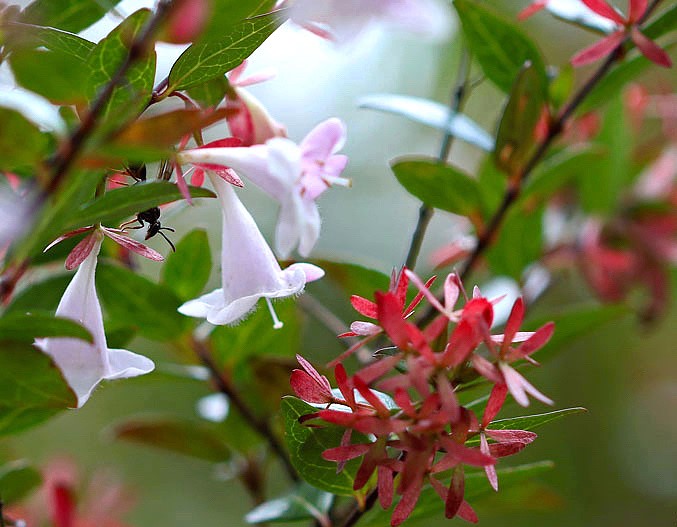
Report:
2,1,676,525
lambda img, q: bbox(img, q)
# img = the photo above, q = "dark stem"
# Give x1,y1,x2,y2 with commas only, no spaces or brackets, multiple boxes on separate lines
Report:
404,50,472,270
44,0,174,196
190,336,299,483
340,488,378,527
0,496,5,527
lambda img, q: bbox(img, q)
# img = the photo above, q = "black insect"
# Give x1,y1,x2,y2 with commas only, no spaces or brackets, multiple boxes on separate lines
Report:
118,162,176,252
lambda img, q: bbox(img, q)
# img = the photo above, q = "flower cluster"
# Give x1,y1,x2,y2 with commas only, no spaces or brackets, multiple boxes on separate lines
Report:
291,269,554,525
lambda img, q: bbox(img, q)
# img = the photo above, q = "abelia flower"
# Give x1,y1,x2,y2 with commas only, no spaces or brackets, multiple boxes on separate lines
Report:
178,173,324,328
225,61,287,146
177,118,349,258
570,0,672,68
35,233,155,408
278,0,452,44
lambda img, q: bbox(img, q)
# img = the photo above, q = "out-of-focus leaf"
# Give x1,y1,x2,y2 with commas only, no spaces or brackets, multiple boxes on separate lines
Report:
85,9,156,126
358,461,555,526
186,76,230,107
0,460,42,504
0,313,92,343
211,301,300,366
454,0,546,94
578,95,632,215
391,158,483,218
281,396,363,496
96,263,189,341
161,229,212,301
0,107,49,171
5,275,71,316
10,48,90,104
245,482,333,524
0,341,77,436
485,205,543,280
358,94,494,152
317,261,390,301
168,11,281,91
19,0,120,33
477,157,507,219
67,181,215,230
495,62,547,176
112,417,231,462
5,23,95,56
549,64,574,109
199,0,278,41
643,5,677,40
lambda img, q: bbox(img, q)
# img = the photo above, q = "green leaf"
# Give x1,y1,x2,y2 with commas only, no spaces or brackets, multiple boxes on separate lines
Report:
317,261,390,301
485,204,543,280
391,158,483,217
20,0,120,33
281,396,362,496
5,23,95,57
168,11,282,91
161,229,212,301
642,4,677,41
0,460,42,504
96,263,190,341
0,107,49,171
85,9,156,126
67,181,215,230
5,275,71,316
10,48,90,104
549,64,574,109
186,76,230,107
453,0,546,94
495,62,547,176
112,417,231,462
0,313,92,343
488,407,587,432
245,482,333,524
358,94,494,152
211,301,300,367
358,461,555,527
0,341,77,436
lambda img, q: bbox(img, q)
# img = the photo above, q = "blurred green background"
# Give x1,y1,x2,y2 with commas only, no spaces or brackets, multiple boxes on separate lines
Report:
4,1,677,526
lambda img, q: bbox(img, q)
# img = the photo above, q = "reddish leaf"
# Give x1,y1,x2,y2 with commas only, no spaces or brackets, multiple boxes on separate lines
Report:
322,443,370,462
290,370,332,403
350,295,378,318
482,383,508,427
378,465,394,509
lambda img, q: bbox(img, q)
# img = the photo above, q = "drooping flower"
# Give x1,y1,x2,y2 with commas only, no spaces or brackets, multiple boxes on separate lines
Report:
177,118,349,258
277,0,452,44
178,173,324,327
35,233,155,408
225,61,287,146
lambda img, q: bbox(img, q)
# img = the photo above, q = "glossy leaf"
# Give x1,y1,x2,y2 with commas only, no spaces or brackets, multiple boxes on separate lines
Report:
454,0,546,94
67,181,215,230
495,62,547,176
85,9,156,125
0,460,42,504
391,158,483,217
281,396,363,496
245,482,333,524
358,461,555,526
0,313,92,343
112,417,231,462
161,229,212,301
96,263,190,341
358,94,494,151
199,0,278,41
168,11,281,90
19,0,120,33
0,341,77,436
0,107,49,171
5,23,95,57
186,76,230,107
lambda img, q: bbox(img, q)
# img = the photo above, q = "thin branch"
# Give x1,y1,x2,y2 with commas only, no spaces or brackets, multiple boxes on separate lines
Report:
340,488,378,527
190,336,299,483
404,50,472,270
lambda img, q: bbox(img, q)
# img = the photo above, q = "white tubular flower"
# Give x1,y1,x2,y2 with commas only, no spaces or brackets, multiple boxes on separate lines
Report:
178,174,324,328
35,234,154,408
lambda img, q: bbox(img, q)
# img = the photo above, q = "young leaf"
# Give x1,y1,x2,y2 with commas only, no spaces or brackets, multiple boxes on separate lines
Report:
111,417,232,462
168,11,281,91
494,62,547,176
245,482,333,524
0,313,92,343
161,229,212,301
0,460,42,504
96,263,190,341
19,0,121,33
66,181,215,230
391,158,483,218
358,94,494,152
454,0,547,94
0,341,77,436
281,396,363,496
85,9,156,126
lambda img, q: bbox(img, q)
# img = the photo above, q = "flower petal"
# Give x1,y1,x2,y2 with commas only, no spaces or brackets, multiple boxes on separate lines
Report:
571,31,626,67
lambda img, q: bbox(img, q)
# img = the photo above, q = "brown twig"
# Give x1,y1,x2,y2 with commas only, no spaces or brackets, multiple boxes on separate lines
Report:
190,336,299,483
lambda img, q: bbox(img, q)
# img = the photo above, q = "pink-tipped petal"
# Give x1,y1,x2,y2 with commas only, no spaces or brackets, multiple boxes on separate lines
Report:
571,31,626,67
300,118,347,160
480,433,499,491
631,28,673,67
